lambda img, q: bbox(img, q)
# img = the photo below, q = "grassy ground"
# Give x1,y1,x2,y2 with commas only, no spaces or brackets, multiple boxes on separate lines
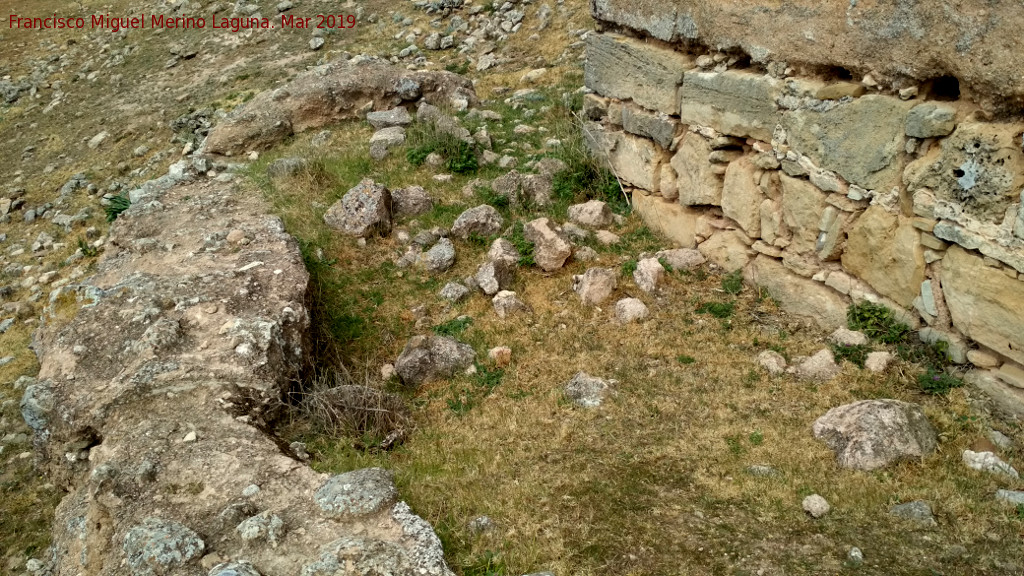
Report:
248,83,1024,575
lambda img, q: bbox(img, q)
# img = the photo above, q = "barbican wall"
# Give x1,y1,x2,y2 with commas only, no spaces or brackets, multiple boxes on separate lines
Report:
583,0,1024,413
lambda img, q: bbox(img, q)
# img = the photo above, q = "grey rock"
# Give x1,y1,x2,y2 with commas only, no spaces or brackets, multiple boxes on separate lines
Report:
314,468,398,518
679,69,782,141
370,127,407,161
20,379,53,437
622,105,677,149
367,107,413,130
395,334,475,385
757,350,787,375
633,257,664,294
475,259,516,295
802,494,830,518
487,238,520,266
236,511,285,545
323,179,392,237
572,268,617,306
792,349,841,381
492,290,531,318
567,200,613,228
439,282,470,303
905,103,957,138
266,157,307,178
996,489,1024,505
655,248,706,270
467,515,495,534
746,465,781,477
123,517,205,575
421,238,456,273
564,372,611,408
614,298,649,323
309,37,325,51
829,328,869,347
888,501,936,525
813,399,938,471
963,450,1019,479
585,33,687,115
392,186,433,217
451,205,504,239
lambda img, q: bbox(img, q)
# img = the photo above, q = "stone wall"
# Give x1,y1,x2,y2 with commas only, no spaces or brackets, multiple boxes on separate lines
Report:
583,6,1024,416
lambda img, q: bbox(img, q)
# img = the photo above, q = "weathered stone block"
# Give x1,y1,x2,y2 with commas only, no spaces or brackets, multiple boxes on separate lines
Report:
721,157,763,236
584,123,662,191
591,0,700,42
678,70,782,141
585,33,689,115
943,246,1024,366
632,193,699,248
671,133,721,206
783,95,911,191
780,174,826,252
841,206,925,307
906,103,957,138
904,123,1024,223
698,230,752,272
744,255,847,330
622,104,677,149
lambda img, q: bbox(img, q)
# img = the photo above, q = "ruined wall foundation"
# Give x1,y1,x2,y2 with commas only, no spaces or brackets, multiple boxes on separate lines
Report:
584,1,1024,418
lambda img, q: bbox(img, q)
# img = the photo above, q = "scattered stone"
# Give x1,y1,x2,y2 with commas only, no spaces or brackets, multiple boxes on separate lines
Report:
323,179,393,238
813,399,938,471
487,238,521,266
654,248,706,270
523,218,572,271
564,372,612,408
615,298,649,323
451,205,504,239
391,186,433,217
572,268,618,306
848,547,864,564
802,494,831,518
594,230,620,245
488,346,512,368
370,127,407,160
574,246,599,261
633,257,664,293
209,561,263,576
440,282,470,303
888,501,937,526
309,37,325,51
962,450,1020,479
864,351,893,373
314,468,398,518
467,516,496,535
475,259,516,295
567,200,614,228
792,349,841,381
367,107,413,130
746,465,781,477
492,290,531,318
394,334,475,385
420,238,456,273
829,328,869,347
266,157,308,178
757,350,787,375
995,489,1024,505
236,511,285,546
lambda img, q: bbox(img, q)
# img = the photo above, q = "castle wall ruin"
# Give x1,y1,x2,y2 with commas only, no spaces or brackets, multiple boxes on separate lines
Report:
583,0,1024,414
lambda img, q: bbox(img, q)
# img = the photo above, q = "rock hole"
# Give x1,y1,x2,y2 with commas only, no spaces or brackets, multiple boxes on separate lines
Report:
927,76,961,101
952,169,965,178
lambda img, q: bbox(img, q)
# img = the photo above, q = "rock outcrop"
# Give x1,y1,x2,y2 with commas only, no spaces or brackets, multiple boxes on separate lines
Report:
23,177,453,575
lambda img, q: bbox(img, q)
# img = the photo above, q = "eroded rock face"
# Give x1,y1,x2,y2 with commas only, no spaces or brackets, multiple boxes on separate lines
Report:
25,178,454,576
812,400,938,471
204,60,476,155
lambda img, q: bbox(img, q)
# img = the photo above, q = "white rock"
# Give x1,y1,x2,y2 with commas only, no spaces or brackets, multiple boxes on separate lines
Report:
802,494,831,518
615,298,649,323
963,450,1019,479
757,350,787,375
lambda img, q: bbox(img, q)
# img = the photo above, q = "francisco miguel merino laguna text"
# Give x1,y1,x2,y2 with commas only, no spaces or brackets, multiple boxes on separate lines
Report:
7,13,358,32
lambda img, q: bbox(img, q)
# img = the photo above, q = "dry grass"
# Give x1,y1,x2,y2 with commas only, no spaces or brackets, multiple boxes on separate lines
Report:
246,105,1024,576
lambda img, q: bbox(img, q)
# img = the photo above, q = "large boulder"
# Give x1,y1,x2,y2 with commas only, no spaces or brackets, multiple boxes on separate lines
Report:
323,179,393,237
812,399,938,471
394,334,475,386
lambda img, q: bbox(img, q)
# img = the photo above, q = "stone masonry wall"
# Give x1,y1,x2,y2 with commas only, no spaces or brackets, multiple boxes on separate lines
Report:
583,5,1024,418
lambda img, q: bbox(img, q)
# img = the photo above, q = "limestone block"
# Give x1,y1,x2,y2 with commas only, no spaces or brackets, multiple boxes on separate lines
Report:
780,174,827,252
678,70,783,141
841,206,925,307
904,123,1024,223
783,95,912,191
632,193,699,248
721,157,763,237
943,245,1024,366
584,123,662,191
759,199,786,245
698,230,752,272
622,104,678,149
672,133,722,206
585,32,690,115
744,255,847,330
